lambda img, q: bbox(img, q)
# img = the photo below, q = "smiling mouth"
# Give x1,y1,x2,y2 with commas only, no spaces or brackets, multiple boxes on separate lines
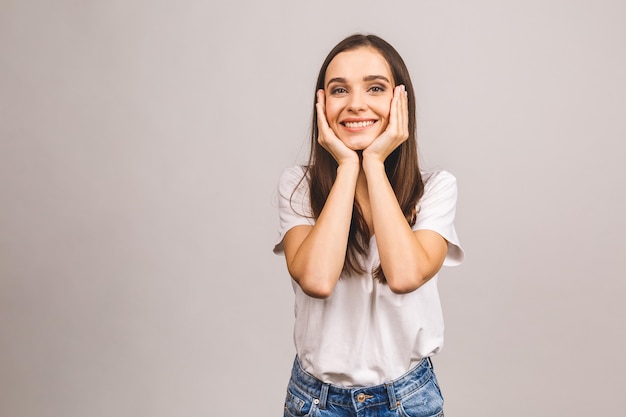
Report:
342,120,376,128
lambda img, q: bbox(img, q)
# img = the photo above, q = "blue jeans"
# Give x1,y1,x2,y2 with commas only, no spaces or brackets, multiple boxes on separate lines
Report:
284,356,444,417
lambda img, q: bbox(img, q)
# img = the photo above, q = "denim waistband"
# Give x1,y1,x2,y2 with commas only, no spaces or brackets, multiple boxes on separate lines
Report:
289,356,434,411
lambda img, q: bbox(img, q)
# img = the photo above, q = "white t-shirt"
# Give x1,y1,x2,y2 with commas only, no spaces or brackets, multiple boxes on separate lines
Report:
274,165,464,386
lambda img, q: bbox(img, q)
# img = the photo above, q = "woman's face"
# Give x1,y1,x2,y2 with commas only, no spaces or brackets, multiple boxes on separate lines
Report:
323,47,395,151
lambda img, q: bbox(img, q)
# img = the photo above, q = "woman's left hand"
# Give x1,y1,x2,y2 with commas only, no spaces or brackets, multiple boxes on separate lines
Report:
362,85,409,163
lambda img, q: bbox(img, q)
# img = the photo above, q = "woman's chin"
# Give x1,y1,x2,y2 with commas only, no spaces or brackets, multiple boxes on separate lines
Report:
341,136,377,151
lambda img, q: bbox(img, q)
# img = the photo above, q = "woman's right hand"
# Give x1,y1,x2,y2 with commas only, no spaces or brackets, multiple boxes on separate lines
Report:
316,90,359,166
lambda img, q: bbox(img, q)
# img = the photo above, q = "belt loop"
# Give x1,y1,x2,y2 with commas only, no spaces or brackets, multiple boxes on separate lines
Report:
318,383,329,409
426,357,434,369
386,383,398,410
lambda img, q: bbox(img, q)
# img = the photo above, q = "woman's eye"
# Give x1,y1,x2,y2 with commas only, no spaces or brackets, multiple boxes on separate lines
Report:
369,86,385,93
331,87,347,95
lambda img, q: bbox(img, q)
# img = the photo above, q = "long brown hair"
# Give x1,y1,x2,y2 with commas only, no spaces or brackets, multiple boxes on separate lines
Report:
300,34,424,282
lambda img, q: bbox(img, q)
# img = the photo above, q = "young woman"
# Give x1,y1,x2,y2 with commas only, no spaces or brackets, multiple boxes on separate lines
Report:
274,34,464,417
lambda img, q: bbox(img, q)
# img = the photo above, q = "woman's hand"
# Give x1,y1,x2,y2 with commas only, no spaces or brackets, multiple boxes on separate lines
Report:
316,90,360,166
362,85,409,164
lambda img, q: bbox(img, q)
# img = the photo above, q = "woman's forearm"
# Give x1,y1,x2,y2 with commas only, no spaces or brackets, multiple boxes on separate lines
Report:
284,161,360,298
362,157,446,293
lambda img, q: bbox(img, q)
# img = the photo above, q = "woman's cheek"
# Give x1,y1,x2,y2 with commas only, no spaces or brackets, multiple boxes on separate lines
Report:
324,103,340,126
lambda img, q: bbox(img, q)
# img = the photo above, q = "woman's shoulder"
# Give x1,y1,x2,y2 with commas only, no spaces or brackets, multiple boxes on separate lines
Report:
421,169,457,190
277,165,309,195
279,165,308,180
417,169,459,208
279,165,307,182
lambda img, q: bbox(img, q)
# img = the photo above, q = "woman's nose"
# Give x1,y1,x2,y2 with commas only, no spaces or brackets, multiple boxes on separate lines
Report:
347,92,367,112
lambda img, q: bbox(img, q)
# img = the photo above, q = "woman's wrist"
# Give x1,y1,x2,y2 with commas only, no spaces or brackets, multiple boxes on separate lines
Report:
337,156,361,172
361,154,386,175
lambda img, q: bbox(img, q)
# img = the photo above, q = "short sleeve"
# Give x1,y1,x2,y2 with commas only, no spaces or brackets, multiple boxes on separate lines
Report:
413,171,465,266
273,166,314,255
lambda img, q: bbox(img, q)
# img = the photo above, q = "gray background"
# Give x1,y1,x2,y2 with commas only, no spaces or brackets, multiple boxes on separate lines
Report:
1,0,625,416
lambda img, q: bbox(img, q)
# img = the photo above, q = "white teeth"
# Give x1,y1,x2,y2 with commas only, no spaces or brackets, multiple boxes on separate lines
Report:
344,120,375,128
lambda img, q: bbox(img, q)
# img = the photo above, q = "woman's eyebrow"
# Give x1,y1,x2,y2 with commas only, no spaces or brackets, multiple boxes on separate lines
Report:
326,77,346,88
363,75,391,83
326,75,391,88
